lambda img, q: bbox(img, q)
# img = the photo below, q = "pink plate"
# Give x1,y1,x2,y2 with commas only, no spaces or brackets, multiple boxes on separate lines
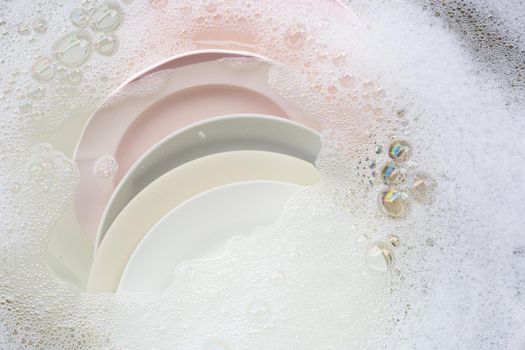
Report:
73,50,320,242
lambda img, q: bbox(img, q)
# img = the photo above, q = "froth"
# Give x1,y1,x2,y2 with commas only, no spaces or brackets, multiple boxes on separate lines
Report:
0,0,524,349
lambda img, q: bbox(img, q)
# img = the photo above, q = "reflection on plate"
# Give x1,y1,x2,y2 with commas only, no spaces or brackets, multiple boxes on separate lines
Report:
118,181,302,293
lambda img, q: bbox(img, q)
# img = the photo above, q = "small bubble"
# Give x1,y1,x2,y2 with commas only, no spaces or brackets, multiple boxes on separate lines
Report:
269,270,286,286
284,24,307,49
31,111,42,121
357,234,370,244
41,159,53,170
32,19,48,33
93,155,119,179
409,172,437,204
332,51,347,66
380,188,409,218
374,145,383,154
29,164,43,177
32,57,55,81
149,0,168,9
246,300,271,324
308,81,321,93
512,246,524,257
91,4,122,32
381,162,405,185
9,183,21,193
94,34,118,56
198,130,206,138
405,160,418,169
28,85,45,100
202,340,229,350
366,242,394,272
18,101,33,113
185,267,196,280
70,8,90,28
205,2,218,13
327,83,338,95
387,234,400,247
17,23,30,36
374,87,386,99
67,69,83,85
339,73,354,87
53,32,92,67
389,140,412,162
55,66,67,80
177,2,192,14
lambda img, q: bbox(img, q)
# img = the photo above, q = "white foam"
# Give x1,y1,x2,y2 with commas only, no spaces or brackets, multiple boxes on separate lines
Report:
0,0,524,349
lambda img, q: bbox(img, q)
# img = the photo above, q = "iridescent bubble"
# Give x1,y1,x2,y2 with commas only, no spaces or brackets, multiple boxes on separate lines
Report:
409,171,437,204
246,300,271,324
53,32,92,67
387,234,400,247
381,162,405,185
91,4,122,32
32,57,55,81
94,34,118,56
380,188,409,218
366,242,394,272
70,8,90,28
284,24,307,49
93,155,118,179
388,140,412,162
32,19,48,33
66,69,83,85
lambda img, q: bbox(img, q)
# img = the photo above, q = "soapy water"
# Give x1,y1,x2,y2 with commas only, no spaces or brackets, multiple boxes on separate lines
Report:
0,0,524,349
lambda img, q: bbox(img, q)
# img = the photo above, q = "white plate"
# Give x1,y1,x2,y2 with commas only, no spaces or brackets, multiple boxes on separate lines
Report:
87,150,319,293
95,114,321,250
118,180,301,293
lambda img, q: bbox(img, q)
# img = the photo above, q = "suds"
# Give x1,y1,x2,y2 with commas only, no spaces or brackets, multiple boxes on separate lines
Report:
0,0,524,349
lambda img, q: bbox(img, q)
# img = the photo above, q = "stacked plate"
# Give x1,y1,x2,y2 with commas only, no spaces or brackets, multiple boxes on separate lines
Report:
52,50,322,293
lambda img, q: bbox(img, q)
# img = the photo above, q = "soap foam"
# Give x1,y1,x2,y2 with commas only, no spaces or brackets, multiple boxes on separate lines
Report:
0,0,524,349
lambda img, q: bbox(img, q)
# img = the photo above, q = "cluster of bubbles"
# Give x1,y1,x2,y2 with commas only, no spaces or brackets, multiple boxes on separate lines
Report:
379,140,436,218
33,3,122,81
0,0,524,349
92,155,119,179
